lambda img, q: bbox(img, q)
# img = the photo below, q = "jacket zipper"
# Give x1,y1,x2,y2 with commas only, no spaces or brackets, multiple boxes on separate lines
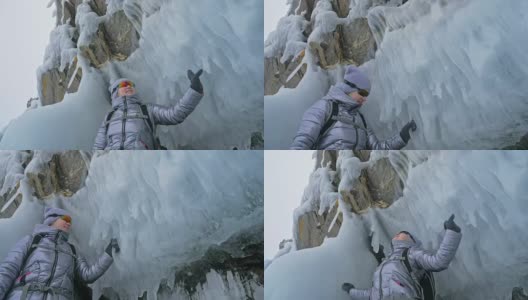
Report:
44,233,60,300
120,97,128,150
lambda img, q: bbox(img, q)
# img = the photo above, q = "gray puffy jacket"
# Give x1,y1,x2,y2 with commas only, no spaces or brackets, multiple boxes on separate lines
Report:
290,84,406,150
349,230,462,300
93,85,203,150
0,224,113,300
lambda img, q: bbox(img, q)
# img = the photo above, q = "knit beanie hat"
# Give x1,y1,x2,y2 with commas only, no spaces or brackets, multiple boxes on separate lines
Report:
43,207,70,226
344,65,371,91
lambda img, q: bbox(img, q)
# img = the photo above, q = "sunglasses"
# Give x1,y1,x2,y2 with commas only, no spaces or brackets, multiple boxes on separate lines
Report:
118,81,135,89
49,214,72,224
61,215,72,224
345,81,370,97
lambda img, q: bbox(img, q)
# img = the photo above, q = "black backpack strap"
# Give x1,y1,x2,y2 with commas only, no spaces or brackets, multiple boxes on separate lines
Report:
140,104,164,150
25,234,43,263
19,234,44,285
319,101,339,139
104,109,117,134
358,112,368,129
69,243,76,256
139,104,154,132
402,247,413,274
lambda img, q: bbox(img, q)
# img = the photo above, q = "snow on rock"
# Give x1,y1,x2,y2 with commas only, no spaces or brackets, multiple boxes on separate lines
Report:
264,0,528,149
265,150,528,299
264,14,308,63
0,73,110,150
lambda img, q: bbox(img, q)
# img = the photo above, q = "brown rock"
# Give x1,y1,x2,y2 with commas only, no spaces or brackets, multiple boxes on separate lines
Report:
89,0,108,16
366,157,403,206
40,58,83,105
0,183,22,219
102,10,140,61
27,151,89,199
310,17,376,69
296,198,340,249
309,31,342,69
40,68,68,106
341,18,376,65
315,150,338,171
331,0,351,18
264,50,306,96
79,23,112,68
65,56,82,94
340,169,374,213
296,0,318,20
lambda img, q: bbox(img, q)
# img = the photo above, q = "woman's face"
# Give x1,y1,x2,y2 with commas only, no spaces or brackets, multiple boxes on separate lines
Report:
52,218,71,232
349,91,367,105
118,86,136,97
393,232,412,241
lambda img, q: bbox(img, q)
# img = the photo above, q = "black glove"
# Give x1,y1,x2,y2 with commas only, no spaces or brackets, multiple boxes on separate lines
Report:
399,120,417,143
342,283,355,293
368,234,385,264
105,238,120,257
187,69,203,94
443,214,461,233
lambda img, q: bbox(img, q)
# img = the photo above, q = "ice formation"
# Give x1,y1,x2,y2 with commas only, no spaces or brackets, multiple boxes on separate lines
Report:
0,151,264,299
0,0,263,149
265,0,528,149
265,151,528,299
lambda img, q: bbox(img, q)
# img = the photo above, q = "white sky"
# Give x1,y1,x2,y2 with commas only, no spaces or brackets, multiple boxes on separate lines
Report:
265,150,314,259
0,1,55,129
264,0,289,40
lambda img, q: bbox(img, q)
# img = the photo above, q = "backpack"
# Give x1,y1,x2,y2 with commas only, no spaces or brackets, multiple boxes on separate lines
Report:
402,248,436,300
16,234,77,285
104,104,167,150
313,101,368,149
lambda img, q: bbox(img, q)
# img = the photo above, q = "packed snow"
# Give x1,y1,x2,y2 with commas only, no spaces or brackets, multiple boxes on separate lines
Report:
0,0,263,149
0,151,264,299
265,0,528,149
265,150,528,299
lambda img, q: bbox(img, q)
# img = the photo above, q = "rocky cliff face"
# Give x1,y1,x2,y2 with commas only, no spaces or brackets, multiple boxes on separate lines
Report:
40,0,140,105
0,151,88,218
0,151,263,300
264,0,379,95
295,150,403,250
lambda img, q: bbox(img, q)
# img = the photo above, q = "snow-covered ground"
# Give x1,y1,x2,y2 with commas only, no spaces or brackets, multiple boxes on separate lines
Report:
265,151,528,299
265,0,528,149
0,151,264,299
0,0,263,149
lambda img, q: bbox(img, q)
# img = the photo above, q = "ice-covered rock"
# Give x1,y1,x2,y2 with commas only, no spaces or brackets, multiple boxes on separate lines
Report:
264,0,528,149
266,150,528,299
0,150,263,299
1,0,263,149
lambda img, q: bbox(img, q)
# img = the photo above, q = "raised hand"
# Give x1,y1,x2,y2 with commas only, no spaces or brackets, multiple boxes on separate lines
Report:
444,214,461,233
187,69,204,94
105,238,120,257
400,120,417,143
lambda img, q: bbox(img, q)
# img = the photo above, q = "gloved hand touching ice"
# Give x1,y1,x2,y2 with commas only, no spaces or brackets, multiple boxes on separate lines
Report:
105,238,120,257
400,120,417,143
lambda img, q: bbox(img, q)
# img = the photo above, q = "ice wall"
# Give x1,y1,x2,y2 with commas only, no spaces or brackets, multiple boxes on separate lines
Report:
265,0,528,149
265,151,528,299
0,151,264,299
0,0,263,149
